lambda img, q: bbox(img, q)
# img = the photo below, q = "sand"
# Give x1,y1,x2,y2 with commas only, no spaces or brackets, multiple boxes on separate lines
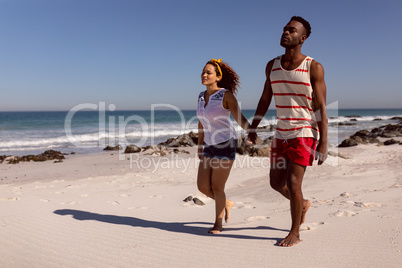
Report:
1,142,401,267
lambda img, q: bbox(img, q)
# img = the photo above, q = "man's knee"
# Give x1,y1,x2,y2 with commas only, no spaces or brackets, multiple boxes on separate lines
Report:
287,175,302,194
270,172,286,191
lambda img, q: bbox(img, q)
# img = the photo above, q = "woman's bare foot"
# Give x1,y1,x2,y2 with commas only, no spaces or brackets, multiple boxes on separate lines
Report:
225,200,234,222
278,233,301,247
300,199,311,225
208,225,223,234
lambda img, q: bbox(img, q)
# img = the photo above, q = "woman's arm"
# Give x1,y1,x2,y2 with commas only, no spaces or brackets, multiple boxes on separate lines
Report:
224,91,250,132
197,121,204,159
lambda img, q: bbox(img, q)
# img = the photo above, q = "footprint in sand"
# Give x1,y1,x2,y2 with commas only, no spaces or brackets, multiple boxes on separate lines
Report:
108,201,121,205
354,202,382,208
148,195,164,199
127,206,149,210
0,197,19,201
40,199,50,202
235,202,255,209
301,221,325,231
54,191,64,194
332,210,358,217
120,194,132,197
245,216,270,222
60,201,78,205
390,183,402,188
80,194,89,197
340,192,352,198
317,199,335,204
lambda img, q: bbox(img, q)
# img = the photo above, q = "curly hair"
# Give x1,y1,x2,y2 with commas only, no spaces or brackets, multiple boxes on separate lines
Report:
290,16,311,38
206,60,240,95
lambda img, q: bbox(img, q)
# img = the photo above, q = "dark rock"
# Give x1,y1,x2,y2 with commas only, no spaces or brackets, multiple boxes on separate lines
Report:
390,117,402,121
143,145,157,151
350,119,358,121
0,155,10,163
345,115,362,118
371,127,383,134
369,138,381,144
124,144,142,154
338,138,359,147
193,197,205,206
380,132,398,138
159,131,199,147
373,118,382,121
339,123,402,147
143,145,169,156
41,150,65,161
6,156,22,164
353,130,370,137
5,150,65,164
384,139,399,146
329,122,357,127
103,145,122,151
183,196,193,202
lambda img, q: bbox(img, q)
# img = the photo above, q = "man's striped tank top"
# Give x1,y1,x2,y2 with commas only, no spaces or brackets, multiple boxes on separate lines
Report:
270,55,319,140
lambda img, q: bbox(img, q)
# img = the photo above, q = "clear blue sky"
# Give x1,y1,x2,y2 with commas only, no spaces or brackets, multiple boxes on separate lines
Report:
1,0,401,111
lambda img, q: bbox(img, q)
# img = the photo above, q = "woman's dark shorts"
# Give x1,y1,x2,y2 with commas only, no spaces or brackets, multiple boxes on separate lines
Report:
202,138,236,160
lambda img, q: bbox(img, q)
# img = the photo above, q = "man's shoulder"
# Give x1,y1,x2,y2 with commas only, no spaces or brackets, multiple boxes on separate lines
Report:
266,57,278,70
310,58,324,71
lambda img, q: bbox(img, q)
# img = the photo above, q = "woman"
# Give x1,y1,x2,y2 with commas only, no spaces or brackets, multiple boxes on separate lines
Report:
197,58,250,234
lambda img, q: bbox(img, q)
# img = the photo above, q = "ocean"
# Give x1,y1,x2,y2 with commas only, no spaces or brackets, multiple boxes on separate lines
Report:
1,108,401,156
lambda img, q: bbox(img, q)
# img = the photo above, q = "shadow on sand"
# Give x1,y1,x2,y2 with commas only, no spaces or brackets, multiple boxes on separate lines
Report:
54,209,287,242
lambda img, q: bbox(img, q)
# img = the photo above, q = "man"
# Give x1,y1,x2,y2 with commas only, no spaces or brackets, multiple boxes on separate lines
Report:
248,16,328,247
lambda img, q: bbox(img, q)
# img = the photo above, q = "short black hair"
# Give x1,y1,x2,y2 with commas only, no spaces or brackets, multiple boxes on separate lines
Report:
290,16,311,38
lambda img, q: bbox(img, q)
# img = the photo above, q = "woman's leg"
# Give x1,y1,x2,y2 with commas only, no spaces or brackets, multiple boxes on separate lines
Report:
209,159,234,234
197,156,214,198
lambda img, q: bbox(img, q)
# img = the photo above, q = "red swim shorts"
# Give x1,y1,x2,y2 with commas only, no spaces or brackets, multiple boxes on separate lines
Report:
270,137,317,167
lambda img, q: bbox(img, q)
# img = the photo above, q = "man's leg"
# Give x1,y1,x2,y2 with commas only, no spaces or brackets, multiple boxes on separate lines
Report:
278,160,307,247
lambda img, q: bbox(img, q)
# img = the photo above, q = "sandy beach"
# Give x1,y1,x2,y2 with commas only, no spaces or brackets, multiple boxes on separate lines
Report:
1,140,401,267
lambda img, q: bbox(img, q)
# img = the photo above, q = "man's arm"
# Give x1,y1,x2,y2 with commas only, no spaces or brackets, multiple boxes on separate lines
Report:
248,59,275,143
311,60,328,165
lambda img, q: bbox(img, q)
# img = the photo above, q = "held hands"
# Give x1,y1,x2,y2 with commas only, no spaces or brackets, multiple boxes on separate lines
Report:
247,129,257,145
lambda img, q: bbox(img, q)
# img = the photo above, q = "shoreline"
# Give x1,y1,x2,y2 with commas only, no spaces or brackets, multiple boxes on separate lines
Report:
1,109,401,157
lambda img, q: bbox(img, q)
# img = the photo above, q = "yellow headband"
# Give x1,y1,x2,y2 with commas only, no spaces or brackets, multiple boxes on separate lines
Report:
210,58,222,79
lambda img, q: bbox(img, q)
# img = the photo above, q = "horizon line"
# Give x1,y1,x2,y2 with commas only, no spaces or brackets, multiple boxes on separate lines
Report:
1,107,402,113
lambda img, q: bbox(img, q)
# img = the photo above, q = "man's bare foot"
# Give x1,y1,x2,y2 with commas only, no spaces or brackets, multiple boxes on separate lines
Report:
208,226,223,234
225,200,234,222
300,199,311,225
278,233,301,247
